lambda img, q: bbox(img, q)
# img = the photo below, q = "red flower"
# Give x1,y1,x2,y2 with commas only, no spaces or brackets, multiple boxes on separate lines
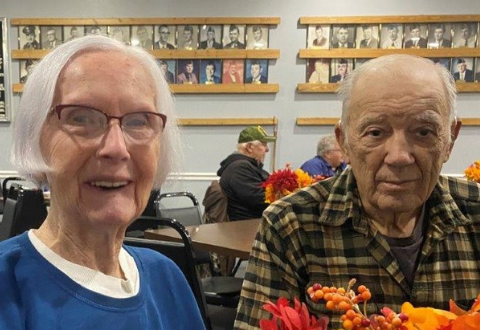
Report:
260,297,329,330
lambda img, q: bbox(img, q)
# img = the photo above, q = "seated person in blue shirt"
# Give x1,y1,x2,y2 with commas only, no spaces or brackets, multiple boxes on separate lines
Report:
300,134,346,177
0,36,205,330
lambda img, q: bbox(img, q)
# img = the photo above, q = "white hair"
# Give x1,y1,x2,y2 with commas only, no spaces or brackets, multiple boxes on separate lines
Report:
338,54,457,135
11,35,182,188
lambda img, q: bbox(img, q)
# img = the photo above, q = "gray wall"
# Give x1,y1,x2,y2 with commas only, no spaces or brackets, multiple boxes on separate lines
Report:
1,0,480,205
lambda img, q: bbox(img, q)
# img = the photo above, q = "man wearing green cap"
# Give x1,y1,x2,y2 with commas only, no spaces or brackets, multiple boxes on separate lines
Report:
216,126,276,221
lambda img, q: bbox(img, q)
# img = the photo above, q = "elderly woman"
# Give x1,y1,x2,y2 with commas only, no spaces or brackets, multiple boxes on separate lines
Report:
0,36,205,329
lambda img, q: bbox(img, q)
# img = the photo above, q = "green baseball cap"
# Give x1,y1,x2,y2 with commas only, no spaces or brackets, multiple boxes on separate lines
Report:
238,126,276,143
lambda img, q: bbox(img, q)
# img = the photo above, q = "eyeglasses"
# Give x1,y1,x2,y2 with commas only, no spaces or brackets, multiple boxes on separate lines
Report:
51,104,167,145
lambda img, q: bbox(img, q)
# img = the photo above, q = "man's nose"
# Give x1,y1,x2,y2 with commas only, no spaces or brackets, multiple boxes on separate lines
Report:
384,133,415,166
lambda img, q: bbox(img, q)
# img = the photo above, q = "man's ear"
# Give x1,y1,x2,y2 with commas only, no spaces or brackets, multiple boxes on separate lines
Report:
335,121,350,163
444,118,462,162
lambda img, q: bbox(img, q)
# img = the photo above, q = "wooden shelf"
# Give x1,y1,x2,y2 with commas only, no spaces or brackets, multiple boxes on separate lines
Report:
299,48,480,59
11,17,281,26
12,49,280,60
170,83,279,94
297,82,480,93
300,15,480,25
178,117,278,126
14,83,279,94
296,117,480,126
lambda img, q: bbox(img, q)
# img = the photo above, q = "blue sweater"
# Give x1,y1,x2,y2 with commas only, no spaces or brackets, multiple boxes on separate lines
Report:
0,233,206,330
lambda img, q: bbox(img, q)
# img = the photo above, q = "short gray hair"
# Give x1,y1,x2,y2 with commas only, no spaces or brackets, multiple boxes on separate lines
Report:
11,35,182,188
317,134,337,156
338,54,457,133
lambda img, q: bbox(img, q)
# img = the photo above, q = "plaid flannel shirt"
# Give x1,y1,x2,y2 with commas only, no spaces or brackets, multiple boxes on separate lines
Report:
234,168,480,329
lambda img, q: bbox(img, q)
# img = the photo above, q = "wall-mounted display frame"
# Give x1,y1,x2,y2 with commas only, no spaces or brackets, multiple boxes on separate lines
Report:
10,17,280,94
0,17,11,122
298,15,480,93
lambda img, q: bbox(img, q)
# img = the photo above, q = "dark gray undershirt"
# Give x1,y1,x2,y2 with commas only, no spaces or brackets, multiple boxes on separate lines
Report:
382,206,426,288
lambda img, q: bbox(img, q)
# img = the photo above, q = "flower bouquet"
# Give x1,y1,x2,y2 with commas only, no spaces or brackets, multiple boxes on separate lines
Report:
464,160,480,183
262,164,328,203
260,278,480,330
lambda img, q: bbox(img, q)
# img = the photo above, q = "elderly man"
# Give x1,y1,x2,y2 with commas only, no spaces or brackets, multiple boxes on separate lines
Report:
217,126,275,221
300,134,346,177
234,54,480,329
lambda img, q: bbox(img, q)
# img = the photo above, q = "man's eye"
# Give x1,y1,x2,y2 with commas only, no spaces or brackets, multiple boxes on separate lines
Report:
418,128,433,137
367,129,382,137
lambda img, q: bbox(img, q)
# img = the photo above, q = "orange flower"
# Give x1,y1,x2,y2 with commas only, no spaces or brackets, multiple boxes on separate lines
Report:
262,164,325,203
401,302,455,329
464,160,480,183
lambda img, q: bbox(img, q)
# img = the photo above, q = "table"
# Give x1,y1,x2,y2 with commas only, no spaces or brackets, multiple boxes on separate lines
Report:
145,218,261,259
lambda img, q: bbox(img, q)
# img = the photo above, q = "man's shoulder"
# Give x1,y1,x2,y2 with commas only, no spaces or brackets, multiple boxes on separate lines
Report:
439,176,480,203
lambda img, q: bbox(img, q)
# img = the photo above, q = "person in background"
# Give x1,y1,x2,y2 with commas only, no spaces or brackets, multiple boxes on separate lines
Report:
0,36,205,329
22,25,40,49
217,126,275,221
224,25,245,49
177,60,198,84
223,61,242,84
235,54,480,330
20,59,36,84
199,26,222,49
453,58,474,82
154,25,175,49
135,26,153,50
329,58,349,83
159,60,175,84
429,23,452,48
358,25,378,48
300,134,346,177
311,25,328,48
202,61,221,84
42,26,63,50
404,23,427,48
64,26,80,42
332,26,354,48
381,24,402,49
245,60,267,84
454,23,476,48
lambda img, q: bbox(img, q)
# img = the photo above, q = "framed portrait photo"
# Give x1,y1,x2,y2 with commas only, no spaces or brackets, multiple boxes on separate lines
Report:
427,23,453,49
177,25,199,50
403,23,428,49
63,26,85,43
329,58,353,83
331,25,356,49
475,58,480,82
222,59,244,84
176,59,200,84
19,25,40,49
157,59,176,84
154,25,177,49
451,57,475,82
40,26,63,50
356,24,379,49
85,25,107,36
246,25,269,49
131,25,154,50
108,26,131,45
452,23,477,48
200,59,223,84
245,59,268,84
429,58,451,71
307,25,330,49
380,24,403,49
223,24,246,49
199,25,222,49
19,59,39,84
306,58,330,83
0,17,10,121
